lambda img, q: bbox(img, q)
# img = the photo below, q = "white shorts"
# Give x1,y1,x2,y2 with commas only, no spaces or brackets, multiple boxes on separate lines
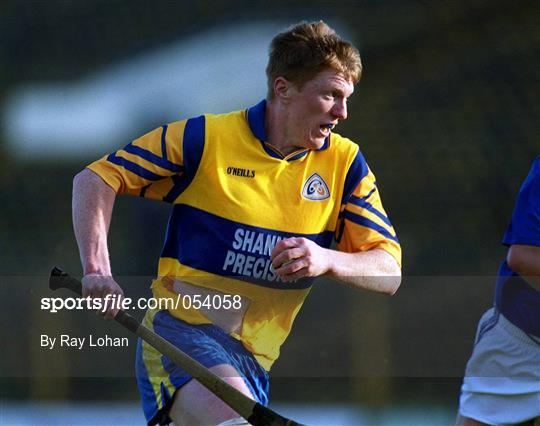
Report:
459,308,540,425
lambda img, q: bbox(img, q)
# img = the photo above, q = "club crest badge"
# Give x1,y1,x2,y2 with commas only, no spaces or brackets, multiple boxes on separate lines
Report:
301,173,330,201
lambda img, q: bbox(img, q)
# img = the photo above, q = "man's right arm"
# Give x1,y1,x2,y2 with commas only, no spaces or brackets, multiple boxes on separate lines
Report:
72,168,124,319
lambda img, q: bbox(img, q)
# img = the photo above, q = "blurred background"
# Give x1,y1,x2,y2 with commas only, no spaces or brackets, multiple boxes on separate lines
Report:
1,0,538,424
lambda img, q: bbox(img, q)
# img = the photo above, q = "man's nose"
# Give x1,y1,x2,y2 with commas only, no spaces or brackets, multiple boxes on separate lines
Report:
333,99,347,120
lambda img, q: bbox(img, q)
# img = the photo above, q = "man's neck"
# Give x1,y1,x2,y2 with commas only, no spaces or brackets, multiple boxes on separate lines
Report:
265,99,301,156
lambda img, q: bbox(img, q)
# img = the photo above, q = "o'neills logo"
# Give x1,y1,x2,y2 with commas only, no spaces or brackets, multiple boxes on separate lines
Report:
227,167,255,178
301,173,330,201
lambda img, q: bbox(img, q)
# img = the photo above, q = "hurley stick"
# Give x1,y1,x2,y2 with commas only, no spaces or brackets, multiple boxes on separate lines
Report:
49,267,303,426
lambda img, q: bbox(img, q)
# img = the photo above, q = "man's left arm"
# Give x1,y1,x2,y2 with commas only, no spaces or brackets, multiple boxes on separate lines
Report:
503,159,540,291
507,244,540,291
271,237,401,295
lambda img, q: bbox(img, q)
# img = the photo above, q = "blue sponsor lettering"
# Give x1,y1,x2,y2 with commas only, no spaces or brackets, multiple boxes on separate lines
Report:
223,250,236,269
265,261,277,281
232,253,246,274
252,257,265,278
232,227,284,256
265,234,281,256
252,233,265,255
242,230,256,252
222,249,281,282
243,255,255,276
232,228,244,250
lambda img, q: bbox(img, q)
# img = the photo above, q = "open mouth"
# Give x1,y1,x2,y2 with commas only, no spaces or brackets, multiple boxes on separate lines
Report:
320,123,335,135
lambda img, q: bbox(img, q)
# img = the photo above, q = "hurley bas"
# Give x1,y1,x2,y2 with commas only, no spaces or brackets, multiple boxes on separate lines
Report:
41,334,129,350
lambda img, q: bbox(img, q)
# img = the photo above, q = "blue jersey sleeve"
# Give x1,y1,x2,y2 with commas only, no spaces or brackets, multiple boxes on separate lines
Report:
87,116,205,203
503,157,540,247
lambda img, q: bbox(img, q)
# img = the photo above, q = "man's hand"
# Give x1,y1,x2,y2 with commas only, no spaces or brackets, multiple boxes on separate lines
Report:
82,274,124,320
271,237,401,294
271,237,331,282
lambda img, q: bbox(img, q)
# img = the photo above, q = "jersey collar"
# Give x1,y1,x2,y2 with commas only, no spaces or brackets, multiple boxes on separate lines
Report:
246,99,330,161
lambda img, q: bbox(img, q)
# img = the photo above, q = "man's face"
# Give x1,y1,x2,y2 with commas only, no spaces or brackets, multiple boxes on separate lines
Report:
285,69,354,150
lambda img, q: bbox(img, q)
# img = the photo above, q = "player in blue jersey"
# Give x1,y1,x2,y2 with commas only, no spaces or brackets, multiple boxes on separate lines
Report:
73,21,402,425
456,158,540,426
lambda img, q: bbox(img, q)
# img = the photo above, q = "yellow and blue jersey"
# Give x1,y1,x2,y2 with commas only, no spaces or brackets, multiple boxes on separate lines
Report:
88,99,401,370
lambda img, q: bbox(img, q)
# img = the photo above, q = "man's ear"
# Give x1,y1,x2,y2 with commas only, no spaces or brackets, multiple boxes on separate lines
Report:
273,77,294,102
